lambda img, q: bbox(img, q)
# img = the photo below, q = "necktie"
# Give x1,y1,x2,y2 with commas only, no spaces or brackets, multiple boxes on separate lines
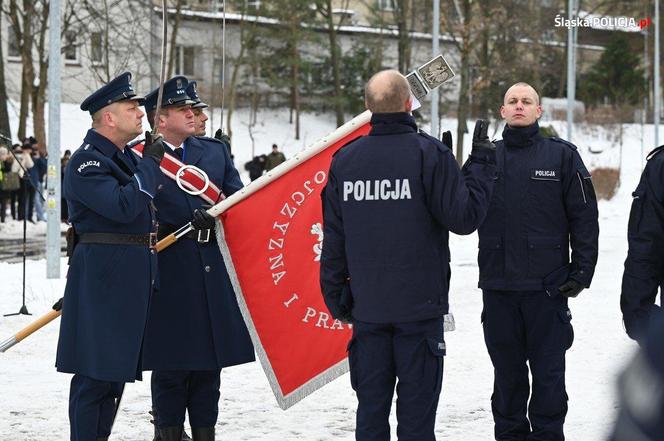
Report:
174,147,183,160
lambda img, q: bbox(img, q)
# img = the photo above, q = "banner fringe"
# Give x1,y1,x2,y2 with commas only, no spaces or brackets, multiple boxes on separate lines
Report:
216,222,348,410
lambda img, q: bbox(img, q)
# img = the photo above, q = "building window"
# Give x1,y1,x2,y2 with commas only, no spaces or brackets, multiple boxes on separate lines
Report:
247,0,261,9
175,45,196,77
7,25,20,59
377,0,395,11
64,31,78,63
90,32,103,65
210,0,224,11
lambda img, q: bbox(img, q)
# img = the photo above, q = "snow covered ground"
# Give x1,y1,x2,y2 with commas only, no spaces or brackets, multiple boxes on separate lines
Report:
0,105,655,439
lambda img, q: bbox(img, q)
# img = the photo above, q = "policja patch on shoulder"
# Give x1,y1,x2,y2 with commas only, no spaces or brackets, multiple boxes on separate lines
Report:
77,160,101,173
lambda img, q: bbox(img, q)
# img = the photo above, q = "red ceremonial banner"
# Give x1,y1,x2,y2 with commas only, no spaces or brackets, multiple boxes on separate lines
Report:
215,113,371,409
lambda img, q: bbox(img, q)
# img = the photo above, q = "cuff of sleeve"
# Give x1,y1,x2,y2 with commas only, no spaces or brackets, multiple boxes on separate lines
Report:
134,175,154,199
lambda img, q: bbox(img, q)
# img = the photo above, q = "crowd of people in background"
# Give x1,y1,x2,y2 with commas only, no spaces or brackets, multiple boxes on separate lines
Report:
0,136,71,224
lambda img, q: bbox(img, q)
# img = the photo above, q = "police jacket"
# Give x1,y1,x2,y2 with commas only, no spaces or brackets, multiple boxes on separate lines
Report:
621,146,664,342
142,135,255,371
320,112,496,324
477,123,599,291
56,129,161,382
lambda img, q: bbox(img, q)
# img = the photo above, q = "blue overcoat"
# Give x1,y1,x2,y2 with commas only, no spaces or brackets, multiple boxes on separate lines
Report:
142,136,255,371
56,129,161,382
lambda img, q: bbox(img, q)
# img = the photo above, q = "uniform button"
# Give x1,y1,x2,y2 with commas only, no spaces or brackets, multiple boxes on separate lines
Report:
427,300,432,304
205,265,211,272
158,184,164,190
151,249,156,255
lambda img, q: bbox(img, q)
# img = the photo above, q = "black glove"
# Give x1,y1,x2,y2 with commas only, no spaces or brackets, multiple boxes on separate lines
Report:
52,297,63,311
143,131,165,164
214,129,231,148
191,208,216,230
441,131,453,150
558,279,585,298
471,119,496,153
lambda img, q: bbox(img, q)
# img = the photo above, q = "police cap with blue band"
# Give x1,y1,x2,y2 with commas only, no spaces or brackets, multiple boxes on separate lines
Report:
186,81,208,109
143,76,196,113
80,72,144,114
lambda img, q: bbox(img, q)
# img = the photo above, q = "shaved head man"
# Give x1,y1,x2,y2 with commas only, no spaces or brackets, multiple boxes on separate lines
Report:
321,69,497,440
500,82,543,127
365,69,412,113
478,82,598,441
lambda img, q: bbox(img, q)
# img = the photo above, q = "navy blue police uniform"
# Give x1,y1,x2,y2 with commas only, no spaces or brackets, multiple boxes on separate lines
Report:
477,122,599,441
620,145,664,343
610,310,664,441
55,72,163,441
320,112,496,441
139,77,254,438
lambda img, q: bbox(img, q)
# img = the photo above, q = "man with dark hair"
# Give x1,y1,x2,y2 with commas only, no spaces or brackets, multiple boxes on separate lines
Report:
55,71,165,441
265,144,286,171
320,69,497,440
477,82,599,441
141,76,254,441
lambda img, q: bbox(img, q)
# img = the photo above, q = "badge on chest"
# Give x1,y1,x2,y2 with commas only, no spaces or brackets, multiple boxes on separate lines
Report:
531,169,560,181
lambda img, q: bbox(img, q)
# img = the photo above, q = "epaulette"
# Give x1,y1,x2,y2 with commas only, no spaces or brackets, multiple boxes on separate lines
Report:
196,135,224,145
549,137,577,151
418,129,451,152
647,145,664,161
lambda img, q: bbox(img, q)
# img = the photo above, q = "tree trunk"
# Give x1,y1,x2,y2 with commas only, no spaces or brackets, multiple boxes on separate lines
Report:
456,46,470,166
323,0,344,127
17,0,35,141
167,0,184,77
32,2,49,147
0,2,12,140
395,0,411,73
292,43,300,140
456,0,472,166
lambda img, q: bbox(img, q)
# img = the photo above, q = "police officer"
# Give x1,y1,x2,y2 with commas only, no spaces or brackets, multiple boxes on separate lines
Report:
478,82,599,441
185,80,209,137
320,69,497,441
140,76,254,441
609,310,664,441
620,144,664,343
55,72,165,441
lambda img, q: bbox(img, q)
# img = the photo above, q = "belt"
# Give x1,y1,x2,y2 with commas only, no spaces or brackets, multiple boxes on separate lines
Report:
78,232,158,248
157,224,213,244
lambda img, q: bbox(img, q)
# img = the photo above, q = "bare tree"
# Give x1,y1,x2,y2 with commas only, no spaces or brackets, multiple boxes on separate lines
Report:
0,0,12,140
226,1,257,142
4,0,36,141
393,0,412,73
315,0,350,127
166,0,184,77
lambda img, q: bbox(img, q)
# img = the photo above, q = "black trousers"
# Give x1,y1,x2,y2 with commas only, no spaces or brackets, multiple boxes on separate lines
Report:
349,316,445,441
151,369,221,429
482,290,574,441
69,374,123,441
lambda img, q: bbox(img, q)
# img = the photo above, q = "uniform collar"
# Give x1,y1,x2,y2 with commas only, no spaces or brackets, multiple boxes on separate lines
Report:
502,122,540,148
369,112,418,136
84,129,122,157
164,140,184,152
